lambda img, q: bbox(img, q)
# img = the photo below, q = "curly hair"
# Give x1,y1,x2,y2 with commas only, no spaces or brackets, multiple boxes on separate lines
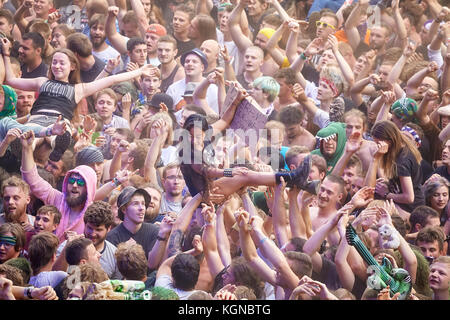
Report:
84,201,115,228
115,243,148,281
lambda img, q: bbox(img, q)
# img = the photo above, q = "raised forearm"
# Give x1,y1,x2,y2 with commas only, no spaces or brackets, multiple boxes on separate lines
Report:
387,55,407,87
216,208,231,267
350,77,371,95
109,151,123,178
406,68,430,91
143,136,163,183
288,192,306,239
286,30,299,63
331,151,355,177
364,157,381,187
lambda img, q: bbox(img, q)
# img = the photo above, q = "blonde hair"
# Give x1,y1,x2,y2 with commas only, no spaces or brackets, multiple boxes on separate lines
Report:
320,65,348,95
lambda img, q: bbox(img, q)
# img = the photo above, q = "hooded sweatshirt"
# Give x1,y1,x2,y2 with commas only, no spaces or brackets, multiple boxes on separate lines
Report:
311,122,347,174
21,165,97,242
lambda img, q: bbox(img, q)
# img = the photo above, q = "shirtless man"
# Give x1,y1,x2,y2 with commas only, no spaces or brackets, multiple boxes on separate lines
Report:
278,106,316,150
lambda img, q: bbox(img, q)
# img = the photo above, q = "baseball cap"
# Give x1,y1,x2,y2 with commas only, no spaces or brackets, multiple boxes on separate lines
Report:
117,186,151,218
182,82,197,98
147,24,167,36
75,146,104,166
180,48,208,69
148,93,174,111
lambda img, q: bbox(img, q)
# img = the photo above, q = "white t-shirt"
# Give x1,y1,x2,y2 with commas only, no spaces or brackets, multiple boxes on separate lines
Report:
217,29,242,74
93,45,123,74
154,274,194,300
29,271,67,288
167,78,219,114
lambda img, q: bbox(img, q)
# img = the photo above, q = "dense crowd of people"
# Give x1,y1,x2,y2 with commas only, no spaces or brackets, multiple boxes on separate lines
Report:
0,0,448,301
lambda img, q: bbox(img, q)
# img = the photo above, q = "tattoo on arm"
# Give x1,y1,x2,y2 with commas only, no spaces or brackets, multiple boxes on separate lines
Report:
167,229,183,258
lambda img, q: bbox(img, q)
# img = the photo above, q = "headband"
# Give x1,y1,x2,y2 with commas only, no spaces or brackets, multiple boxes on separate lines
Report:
320,78,339,97
401,125,422,147
0,235,16,246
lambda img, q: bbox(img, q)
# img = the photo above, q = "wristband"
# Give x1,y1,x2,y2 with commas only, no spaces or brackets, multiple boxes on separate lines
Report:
223,168,233,177
25,286,34,299
156,235,167,241
300,53,307,60
104,68,113,75
260,237,268,245
112,177,121,187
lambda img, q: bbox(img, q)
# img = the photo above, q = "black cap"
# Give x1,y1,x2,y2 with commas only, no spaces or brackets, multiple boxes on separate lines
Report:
148,93,174,112
117,186,151,220
180,48,208,69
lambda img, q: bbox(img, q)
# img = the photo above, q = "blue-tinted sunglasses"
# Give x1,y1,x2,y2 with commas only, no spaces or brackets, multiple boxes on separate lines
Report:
68,177,86,187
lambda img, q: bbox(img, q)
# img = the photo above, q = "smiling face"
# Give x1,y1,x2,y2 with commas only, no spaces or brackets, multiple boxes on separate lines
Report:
33,0,52,17
84,222,110,248
0,232,20,263
15,89,35,117
317,177,343,209
51,28,67,49
51,52,73,82
34,211,58,233
183,54,204,78
430,185,449,212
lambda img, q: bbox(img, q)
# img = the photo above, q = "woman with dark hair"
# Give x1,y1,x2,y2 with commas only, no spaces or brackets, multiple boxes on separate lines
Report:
365,120,425,217
423,176,450,226
178,113,319,200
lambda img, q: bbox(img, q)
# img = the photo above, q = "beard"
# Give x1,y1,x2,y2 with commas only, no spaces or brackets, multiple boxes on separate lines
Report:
91,35,106,50
65,191,87,208
5,206,26,223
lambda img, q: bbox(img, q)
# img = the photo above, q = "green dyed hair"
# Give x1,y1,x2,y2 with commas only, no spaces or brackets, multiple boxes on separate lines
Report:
252,76,280,103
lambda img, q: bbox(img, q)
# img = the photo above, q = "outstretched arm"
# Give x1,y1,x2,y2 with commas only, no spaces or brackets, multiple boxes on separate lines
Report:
228,0,253,53
105,6,128,54
265,21,289,67
344,0,367,50
129,0,150,37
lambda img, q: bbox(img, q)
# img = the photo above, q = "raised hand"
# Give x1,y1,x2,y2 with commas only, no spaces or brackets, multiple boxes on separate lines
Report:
292,83,308,102
4,128,22,144
235,208,251,232
346,132,363,154
105,55,121,73
374,140,389,158
380,90,396,105
95,135,106,148
288,19,300,33
115,167,139,184
352,207,380,230
192,234,203,254
51,115,67,136
327,34,339,54
304,38,323,58
127,62,139,73
108,6,119,17
375,178,389,197
121,92,132,111
220,45,231,64
201,202,216,225
369,73,381,86
20,130,35,149
47,11,61,24
117,140,130,153
1,38,12,56
249,214,264,231
350,186,375,208
423,88,439,102
82,114,97,134
427,61,439,73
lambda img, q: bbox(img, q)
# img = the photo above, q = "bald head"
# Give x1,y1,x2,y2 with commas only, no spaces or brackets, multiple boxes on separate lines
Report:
200,39,220,67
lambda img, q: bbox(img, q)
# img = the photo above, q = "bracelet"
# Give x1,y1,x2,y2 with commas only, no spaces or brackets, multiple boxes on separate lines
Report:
260,237,268,245
223,168,233,177
46,127,53,136
156,235,167,241
300,52,307,60
112,177,121,187
25,286,34,299
104,68,112,75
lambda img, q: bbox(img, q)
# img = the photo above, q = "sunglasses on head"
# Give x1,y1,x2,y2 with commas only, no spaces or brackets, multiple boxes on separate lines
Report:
316,21,335,30
68,177,86,187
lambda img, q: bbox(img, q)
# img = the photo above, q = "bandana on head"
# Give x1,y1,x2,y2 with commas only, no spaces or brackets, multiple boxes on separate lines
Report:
390,98,418,122
401,125,422,147
320,78,339,97
0,235,16,246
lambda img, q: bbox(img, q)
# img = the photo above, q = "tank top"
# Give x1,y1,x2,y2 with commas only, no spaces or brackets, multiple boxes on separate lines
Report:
160,64,180,93
31,80,77,120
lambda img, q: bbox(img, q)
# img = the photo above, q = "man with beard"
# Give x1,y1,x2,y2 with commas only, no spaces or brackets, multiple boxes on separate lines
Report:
0,176,34,227
141,184,162,223
20,130,98,242
54,201,122,279
66,33,105,83
15,89,35,119
89,13,123,74
159,164,185,216
106,186,159,259
157,35,185,93
18,32,48,79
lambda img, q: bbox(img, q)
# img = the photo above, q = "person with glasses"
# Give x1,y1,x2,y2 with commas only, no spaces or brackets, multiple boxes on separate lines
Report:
159,164,186,218
307,12,339,67
19,130,99,243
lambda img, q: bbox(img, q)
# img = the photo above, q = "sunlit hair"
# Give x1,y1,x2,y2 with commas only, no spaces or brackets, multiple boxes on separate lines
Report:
48,49,81,84
371,120,422,180
253,76,280,102
320,65,347,95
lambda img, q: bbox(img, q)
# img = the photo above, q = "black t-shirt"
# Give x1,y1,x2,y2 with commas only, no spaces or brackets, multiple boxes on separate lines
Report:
80,56,105,83
175,38,196,59
388,148,425,213
434,165,450,183
312,256,341,291
21,61,48,78
106,222,159,259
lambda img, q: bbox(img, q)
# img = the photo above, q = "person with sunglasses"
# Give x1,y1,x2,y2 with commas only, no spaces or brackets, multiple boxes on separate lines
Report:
19,130,99,243
307,12,339,68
